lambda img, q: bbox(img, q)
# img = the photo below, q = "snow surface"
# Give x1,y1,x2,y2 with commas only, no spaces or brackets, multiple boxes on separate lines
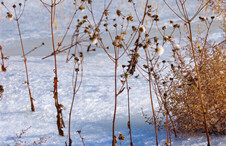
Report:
0,0,225,145
1,52,226,145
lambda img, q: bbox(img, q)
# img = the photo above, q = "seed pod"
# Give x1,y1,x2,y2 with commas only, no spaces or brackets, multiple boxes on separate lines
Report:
116,9,121,16
104,10,109,16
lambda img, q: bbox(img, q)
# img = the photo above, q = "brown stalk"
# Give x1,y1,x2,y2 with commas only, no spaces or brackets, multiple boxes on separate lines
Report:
124,72,133,146
187,21,210,146
144,47,158,146
68,53,84,146
13,6,35,112
50,0,64,136
0,45,7,72
164,1,211,145
112,48,118,146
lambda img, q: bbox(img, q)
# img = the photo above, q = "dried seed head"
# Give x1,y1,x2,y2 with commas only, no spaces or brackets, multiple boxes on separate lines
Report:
134,52,140,59
75,68,79,72
156,46,164,56
118,133,125,141
113,23,117,27
95,27,100,32
170,20,174,24
115,35,122,40
152,14,159,21
199,16,205,21
211,16,215,19
88,0,92,4
112,41,117,46
79,52,83,58
154,36,158,43
90,37,97,44
122,31,127,35
13,4,16,8
132,26,136,31
143,64,148,69
124,73,130,79
79,6,85,12
143,44,148,49
127,15,133,21
6,12,13,22
139,26,146,33
116,9,121,16
104,10,109,16
173,24,180,28
162,25,166,30
175,44,180,50
163,36,168,41
146,38,151,44
83,15,88,19
147,5,152,8
104,23,108,27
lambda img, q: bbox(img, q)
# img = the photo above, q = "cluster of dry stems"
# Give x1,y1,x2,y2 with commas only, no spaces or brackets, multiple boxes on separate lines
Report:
0,0,225,146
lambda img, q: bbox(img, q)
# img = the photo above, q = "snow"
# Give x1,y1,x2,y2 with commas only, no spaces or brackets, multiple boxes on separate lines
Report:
0,0,225,145
1,52,226,145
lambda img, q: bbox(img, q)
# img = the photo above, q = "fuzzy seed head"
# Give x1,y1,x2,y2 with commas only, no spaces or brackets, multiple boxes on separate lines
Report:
139,26,146,33
6,12,13,22
79,6,85,12
175,44,180,50
156,46,164,56
90,37,97,44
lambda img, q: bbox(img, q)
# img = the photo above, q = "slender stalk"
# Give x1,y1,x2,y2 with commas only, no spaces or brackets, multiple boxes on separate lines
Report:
125,76,133,145
16,18,35,112
69,70,78,146
144,48,158,146
112,56,118,146
68,54,84,145
166,112,169,145
51,0,64,136
187,22,210,146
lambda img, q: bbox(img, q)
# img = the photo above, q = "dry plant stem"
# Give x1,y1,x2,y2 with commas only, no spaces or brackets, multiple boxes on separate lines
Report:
77,131,85,146
0,45,7,72
163,1,211,143
16,18,35,112
51,0,64,136
188,22,210,146
125,76,133,145
69,57,84,146
112,55,118,146
68,70,78,146
144,48,158,146
152,68,177,138
166,112,169,144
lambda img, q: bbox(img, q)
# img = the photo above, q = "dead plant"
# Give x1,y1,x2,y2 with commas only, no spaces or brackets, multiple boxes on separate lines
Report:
1,1,35,111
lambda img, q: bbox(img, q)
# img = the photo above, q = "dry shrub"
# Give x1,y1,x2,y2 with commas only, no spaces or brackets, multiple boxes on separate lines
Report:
207,0,225,16
165,40,226,135
200,42,226,134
